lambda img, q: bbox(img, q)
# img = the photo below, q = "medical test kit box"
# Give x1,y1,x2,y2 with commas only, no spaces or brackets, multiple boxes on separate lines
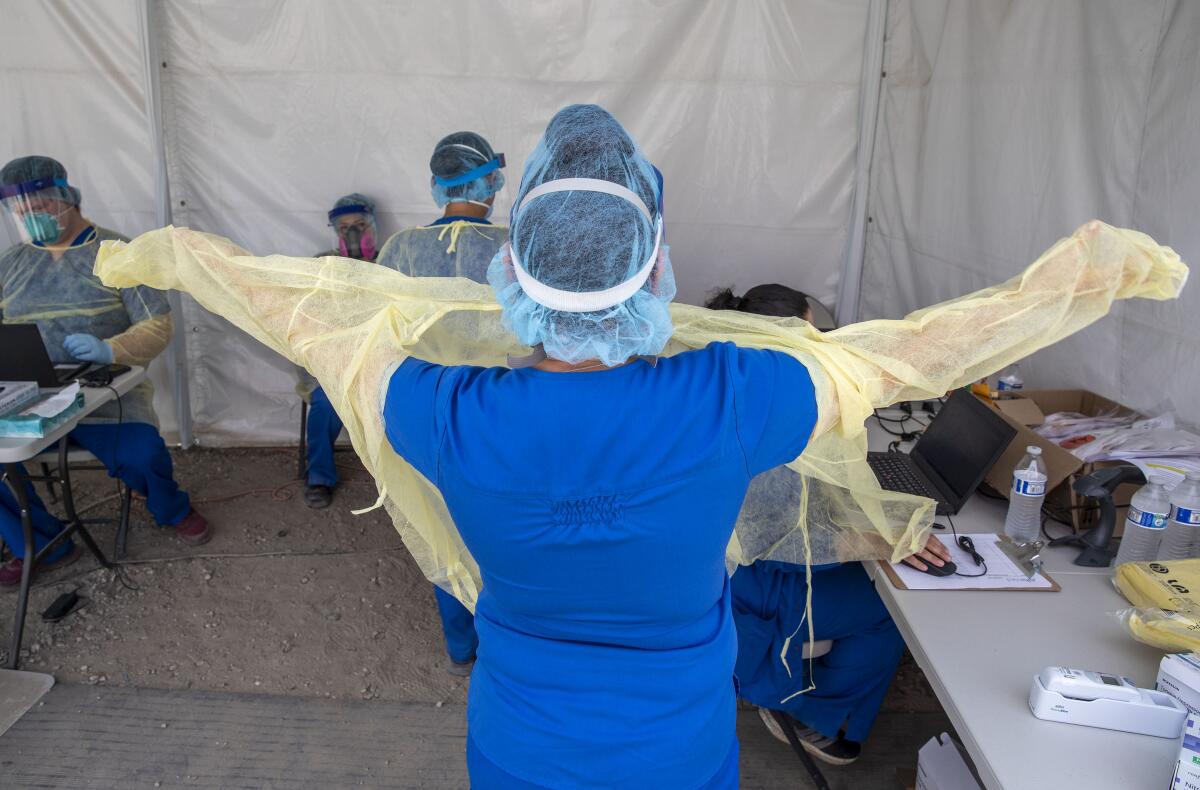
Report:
0,381,39,417
1158,655,1200,789
1159,653,1200,717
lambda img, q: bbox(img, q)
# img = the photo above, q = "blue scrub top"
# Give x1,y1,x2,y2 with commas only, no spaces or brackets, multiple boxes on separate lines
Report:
383,341,817,788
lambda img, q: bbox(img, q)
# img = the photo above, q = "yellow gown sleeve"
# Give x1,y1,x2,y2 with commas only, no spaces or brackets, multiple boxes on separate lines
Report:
107,312,174,367
94,222,1188,606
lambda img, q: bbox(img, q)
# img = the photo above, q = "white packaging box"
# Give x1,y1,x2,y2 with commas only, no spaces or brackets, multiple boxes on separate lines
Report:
1159,653,1200,717
1172,715,1200,789
916,732,982,790
0,381,38,417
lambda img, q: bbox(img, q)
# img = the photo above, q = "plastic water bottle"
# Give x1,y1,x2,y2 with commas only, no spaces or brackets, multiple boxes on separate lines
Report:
1003,446,1047,544
1160,473,1200,560
1114,478,1172,566
997,363,1024,392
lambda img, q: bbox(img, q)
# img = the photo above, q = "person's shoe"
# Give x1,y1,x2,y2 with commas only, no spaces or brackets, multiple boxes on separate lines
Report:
175,509,212,546
447,657,476,677
304,484,333,509
0,545,82,589
758,707,862,766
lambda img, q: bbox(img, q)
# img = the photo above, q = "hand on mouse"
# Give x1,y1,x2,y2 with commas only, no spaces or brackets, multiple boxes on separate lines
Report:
901,535,952,572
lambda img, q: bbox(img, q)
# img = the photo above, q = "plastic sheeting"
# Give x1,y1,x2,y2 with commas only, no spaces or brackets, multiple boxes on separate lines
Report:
152,0,871,444
862,0,1200,427
0,0,180,437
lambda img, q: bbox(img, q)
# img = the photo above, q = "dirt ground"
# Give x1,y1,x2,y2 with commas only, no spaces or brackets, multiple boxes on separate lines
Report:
0,446,940,714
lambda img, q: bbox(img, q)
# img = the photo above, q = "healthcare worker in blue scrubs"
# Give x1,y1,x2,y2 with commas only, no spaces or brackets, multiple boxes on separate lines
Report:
378,132,509,677
0,156,211,588
381,104,821,789
302,193,381,510
709,283,951,768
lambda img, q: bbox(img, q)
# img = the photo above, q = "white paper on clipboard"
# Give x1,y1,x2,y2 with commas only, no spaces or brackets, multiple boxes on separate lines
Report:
887,532,1056,591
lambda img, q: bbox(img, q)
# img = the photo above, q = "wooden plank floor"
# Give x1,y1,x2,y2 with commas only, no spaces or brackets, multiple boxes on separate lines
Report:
0,685,951,788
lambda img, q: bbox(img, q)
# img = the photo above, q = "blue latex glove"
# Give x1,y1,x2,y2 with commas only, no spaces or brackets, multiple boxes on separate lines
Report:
63,333,114,364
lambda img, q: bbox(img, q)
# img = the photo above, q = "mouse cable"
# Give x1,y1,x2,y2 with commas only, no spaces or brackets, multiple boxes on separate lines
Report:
946,514,988,577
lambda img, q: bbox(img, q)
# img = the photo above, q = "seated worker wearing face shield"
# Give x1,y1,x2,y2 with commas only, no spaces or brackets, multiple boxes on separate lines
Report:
0,156,211,587
377,133,508,678
300,193,380,510
708,283,949,768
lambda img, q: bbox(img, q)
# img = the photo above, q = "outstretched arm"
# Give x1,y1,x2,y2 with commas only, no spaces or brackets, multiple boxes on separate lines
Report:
821,222,1186,424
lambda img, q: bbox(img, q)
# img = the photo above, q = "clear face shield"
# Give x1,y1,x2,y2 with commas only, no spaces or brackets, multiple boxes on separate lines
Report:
0,177,77,245
328,206,378,260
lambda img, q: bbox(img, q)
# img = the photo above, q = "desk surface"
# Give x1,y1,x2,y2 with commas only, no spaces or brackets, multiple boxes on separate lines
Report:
0,367,147,463
865,416,1177,790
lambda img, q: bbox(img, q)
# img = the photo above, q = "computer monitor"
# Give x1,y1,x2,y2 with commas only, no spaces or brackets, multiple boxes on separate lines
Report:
911,390,1017,511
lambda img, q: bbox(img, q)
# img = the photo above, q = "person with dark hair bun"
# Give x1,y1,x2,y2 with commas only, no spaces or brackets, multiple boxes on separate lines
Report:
713,283,947,768
706,283,813,322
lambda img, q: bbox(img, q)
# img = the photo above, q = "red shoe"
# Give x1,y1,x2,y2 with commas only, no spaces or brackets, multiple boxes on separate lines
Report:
175,509,212,546
0,545,82,589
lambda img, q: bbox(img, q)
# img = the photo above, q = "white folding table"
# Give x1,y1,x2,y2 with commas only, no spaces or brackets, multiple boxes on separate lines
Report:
863,416,1178,789
0,367,146,669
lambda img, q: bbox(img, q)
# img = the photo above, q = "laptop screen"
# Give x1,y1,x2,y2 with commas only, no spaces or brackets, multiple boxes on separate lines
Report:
910,390,1017,503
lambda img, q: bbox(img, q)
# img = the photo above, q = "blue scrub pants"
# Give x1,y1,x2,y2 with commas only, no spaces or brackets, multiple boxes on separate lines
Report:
732,562,904,743
466,735,738,789
0,478,71,562
305,387,343,488
67,422,191,526
434,584,478,663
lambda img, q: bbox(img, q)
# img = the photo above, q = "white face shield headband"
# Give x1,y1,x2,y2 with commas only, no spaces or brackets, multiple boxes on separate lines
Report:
508,178,663,313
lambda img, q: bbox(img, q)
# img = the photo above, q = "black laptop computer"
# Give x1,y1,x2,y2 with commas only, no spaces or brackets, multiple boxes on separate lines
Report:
0,324,93,388
868,389,1017,515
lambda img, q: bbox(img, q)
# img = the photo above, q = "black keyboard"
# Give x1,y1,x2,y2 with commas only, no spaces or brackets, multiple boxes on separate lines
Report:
54,362,92,384
868,452,939,499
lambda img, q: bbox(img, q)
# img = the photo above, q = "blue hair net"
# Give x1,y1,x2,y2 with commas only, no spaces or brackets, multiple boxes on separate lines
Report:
0,155,81,206
329,192,376,218
487,104,676,366
429,131,506,207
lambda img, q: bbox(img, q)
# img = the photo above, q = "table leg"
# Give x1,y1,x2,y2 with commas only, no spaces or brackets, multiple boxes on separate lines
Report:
53,440,110,568
3,462,39,670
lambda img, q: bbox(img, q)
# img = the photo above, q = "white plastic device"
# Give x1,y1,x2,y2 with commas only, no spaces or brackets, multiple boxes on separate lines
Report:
1029,666,1186,738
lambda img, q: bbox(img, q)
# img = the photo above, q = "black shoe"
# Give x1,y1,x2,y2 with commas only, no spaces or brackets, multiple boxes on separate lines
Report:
758,707,862,766
447,657,476,677
304,485,333,509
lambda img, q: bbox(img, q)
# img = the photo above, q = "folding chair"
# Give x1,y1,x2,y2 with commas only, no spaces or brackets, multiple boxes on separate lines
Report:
763,639,835,790
31,448,133,561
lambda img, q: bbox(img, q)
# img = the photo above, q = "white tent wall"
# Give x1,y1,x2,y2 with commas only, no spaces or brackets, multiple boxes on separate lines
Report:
861,0,1200,426
0,0,180,439
153,0,871,445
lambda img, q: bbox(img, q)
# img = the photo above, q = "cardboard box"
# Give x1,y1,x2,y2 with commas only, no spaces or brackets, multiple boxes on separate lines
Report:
916,732,982,790
980,390,1141,533
1159,653,1200,717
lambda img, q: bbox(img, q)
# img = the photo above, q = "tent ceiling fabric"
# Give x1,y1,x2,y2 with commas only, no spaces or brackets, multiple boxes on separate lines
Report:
153,0,869,444
863,0,1200,426
3,1,1196,441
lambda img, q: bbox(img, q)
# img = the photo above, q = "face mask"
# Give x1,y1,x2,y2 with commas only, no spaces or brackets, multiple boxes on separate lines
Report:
465,199,494,221
23,211,63,244
339,226,377,260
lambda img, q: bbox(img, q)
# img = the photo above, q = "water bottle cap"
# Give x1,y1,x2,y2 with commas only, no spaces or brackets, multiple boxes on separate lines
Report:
1026,446,1042,455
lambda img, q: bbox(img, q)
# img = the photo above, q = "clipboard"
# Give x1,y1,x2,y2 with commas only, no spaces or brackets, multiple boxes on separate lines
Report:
878,532,1061,592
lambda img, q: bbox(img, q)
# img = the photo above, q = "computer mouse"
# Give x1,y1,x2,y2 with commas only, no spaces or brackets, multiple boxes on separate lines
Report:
915,559,957,577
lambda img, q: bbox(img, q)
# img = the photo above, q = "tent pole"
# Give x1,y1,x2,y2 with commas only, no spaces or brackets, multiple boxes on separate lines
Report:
834,0,888,325
137,0,194,447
